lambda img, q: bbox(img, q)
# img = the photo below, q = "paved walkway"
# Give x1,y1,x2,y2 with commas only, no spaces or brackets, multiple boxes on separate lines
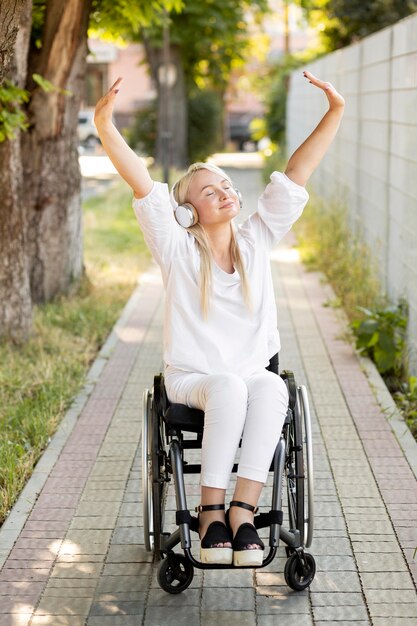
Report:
1,166,417,626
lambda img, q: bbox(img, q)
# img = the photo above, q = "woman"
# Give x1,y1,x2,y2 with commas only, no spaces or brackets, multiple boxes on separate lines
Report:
94,70,345,567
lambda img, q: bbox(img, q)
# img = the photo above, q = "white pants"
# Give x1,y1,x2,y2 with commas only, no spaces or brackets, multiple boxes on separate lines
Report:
164,368,289,489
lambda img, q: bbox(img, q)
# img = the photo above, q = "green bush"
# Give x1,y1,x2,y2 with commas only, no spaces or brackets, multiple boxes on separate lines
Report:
126,103,157,157
188,87,223,163
351,303,408,380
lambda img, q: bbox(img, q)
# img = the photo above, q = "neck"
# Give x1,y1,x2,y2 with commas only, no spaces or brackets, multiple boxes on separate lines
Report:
204,223,233,258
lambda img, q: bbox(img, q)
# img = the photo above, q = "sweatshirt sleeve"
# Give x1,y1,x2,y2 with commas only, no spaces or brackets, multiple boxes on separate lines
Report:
238,171,309,249
132,181,187,266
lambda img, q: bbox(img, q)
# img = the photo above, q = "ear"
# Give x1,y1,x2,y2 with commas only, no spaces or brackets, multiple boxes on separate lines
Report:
174,202,199,228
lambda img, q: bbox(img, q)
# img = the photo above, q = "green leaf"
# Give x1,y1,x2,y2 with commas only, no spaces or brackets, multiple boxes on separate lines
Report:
374,345,395,373
32,73,71,96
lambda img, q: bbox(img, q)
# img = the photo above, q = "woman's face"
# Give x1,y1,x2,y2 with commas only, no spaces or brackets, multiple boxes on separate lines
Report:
186,169,240,227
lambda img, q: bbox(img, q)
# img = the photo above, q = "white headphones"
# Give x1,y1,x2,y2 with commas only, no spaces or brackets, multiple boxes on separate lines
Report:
171,186,243,229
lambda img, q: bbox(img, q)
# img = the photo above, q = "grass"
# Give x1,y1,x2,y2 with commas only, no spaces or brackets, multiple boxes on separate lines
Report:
0,180,151,526
294,190,382,323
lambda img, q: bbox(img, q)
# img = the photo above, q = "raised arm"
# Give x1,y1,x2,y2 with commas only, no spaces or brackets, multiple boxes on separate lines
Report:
284,71,345,187
94,78,153,199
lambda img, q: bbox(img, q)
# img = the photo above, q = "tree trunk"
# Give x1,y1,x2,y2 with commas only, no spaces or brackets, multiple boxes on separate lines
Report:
22,0,91,303
0,0,33,342
0,0,26,84
143,39,188,169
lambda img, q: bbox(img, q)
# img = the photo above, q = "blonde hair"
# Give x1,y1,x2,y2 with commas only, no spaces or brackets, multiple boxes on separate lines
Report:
172,162,252,318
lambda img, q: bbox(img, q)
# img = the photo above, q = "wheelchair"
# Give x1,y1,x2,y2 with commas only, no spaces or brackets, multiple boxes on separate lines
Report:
141,354,315,594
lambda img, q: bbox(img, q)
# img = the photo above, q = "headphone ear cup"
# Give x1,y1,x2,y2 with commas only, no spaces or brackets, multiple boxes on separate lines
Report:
235,188,243,208
174,202,199,228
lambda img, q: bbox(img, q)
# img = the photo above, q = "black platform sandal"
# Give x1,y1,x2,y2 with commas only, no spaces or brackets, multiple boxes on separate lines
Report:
228,500,265,567
196,504,233,565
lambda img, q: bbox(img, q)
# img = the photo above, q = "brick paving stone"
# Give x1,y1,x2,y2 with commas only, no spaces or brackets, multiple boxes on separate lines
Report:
372,617,417,626
89,599,146,615
96,575,150,593
50,562,102,579
258,616,314,626
360,571,416,591
355,553,408,572
201,611,256,626
203,570,253,588
147,587,201,606
31,617,86,626
314,623,370,626
365,589,417,603
106,545,153,563
367,602,417,617
0,596,38,613
101,562,152,576
310,571,362,593
34,596,92,615
202,587,255,611
313,605,370,621
310,592,365,606
144,606,200,626
0,616,33,626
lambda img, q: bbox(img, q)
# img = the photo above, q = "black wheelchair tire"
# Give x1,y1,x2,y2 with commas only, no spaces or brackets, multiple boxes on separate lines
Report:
284,551,316,591
150,380,168,558
142,385,167,556
286,391,305,546
157,554,194,594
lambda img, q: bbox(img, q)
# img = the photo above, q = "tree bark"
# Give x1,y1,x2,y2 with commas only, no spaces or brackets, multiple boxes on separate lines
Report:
143,39,188,169
0,0,26,85
22,0,92,303
0,0,33,342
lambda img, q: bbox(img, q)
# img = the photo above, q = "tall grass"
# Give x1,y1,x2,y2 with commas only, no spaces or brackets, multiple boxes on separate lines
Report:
0,181,151,525
294,191,382,322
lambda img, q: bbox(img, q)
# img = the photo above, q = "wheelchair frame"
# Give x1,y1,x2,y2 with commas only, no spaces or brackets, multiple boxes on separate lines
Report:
142,366,315,594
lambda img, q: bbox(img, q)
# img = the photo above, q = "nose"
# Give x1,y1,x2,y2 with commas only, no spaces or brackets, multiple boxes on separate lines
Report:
220,188,232,200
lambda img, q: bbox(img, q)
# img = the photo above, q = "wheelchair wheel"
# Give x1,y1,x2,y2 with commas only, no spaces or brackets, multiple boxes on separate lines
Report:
285,387,305,545
157,553,194,594
142,386,168,556
284,551,316,591
297,385,314,548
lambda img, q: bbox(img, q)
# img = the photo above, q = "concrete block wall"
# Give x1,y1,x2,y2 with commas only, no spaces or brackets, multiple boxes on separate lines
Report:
287,12,417,373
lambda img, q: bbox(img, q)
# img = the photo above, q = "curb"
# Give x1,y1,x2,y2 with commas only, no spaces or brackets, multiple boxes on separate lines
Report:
0,267,157,569
360,354,417,481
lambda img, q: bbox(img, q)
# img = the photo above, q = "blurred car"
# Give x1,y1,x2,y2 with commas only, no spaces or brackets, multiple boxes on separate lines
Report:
77,110,100,148
228,114,258,151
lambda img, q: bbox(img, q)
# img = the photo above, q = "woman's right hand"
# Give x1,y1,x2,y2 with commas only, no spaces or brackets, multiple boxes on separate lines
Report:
94,77,123,128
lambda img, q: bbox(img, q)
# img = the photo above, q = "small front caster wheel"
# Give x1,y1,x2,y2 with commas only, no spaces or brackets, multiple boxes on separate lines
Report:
157,553,194,594
284,552,316,591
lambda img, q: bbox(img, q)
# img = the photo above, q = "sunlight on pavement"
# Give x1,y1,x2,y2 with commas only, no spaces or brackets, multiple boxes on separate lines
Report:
79,155,119,178
270,247,300,263
209,151,264,168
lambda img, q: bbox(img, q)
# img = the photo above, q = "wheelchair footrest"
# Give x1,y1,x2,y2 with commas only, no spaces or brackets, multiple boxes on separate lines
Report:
254,510,283,529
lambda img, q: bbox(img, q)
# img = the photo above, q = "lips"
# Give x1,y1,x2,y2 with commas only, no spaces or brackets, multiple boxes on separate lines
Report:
220,201,235,209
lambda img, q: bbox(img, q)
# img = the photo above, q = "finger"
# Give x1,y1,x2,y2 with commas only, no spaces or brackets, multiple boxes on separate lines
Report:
108,77,123,94
303,70,326,86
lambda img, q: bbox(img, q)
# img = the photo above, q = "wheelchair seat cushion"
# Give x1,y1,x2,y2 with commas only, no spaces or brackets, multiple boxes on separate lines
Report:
164,403,204,434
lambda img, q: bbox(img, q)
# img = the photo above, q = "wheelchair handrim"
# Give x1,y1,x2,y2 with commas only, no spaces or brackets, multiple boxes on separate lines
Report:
298,385,314,548
142,388,154,552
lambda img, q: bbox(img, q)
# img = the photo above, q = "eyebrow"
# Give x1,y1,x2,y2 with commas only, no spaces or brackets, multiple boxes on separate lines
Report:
200,179,229,192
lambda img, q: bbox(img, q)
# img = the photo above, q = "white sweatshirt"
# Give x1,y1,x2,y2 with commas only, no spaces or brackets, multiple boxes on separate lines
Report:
132,171,309,377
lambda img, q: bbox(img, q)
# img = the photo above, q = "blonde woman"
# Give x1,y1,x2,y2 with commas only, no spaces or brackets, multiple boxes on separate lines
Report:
94,70,345,567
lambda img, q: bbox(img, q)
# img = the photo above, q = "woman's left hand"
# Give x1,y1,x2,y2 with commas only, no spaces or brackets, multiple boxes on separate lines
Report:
303,70,345,110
